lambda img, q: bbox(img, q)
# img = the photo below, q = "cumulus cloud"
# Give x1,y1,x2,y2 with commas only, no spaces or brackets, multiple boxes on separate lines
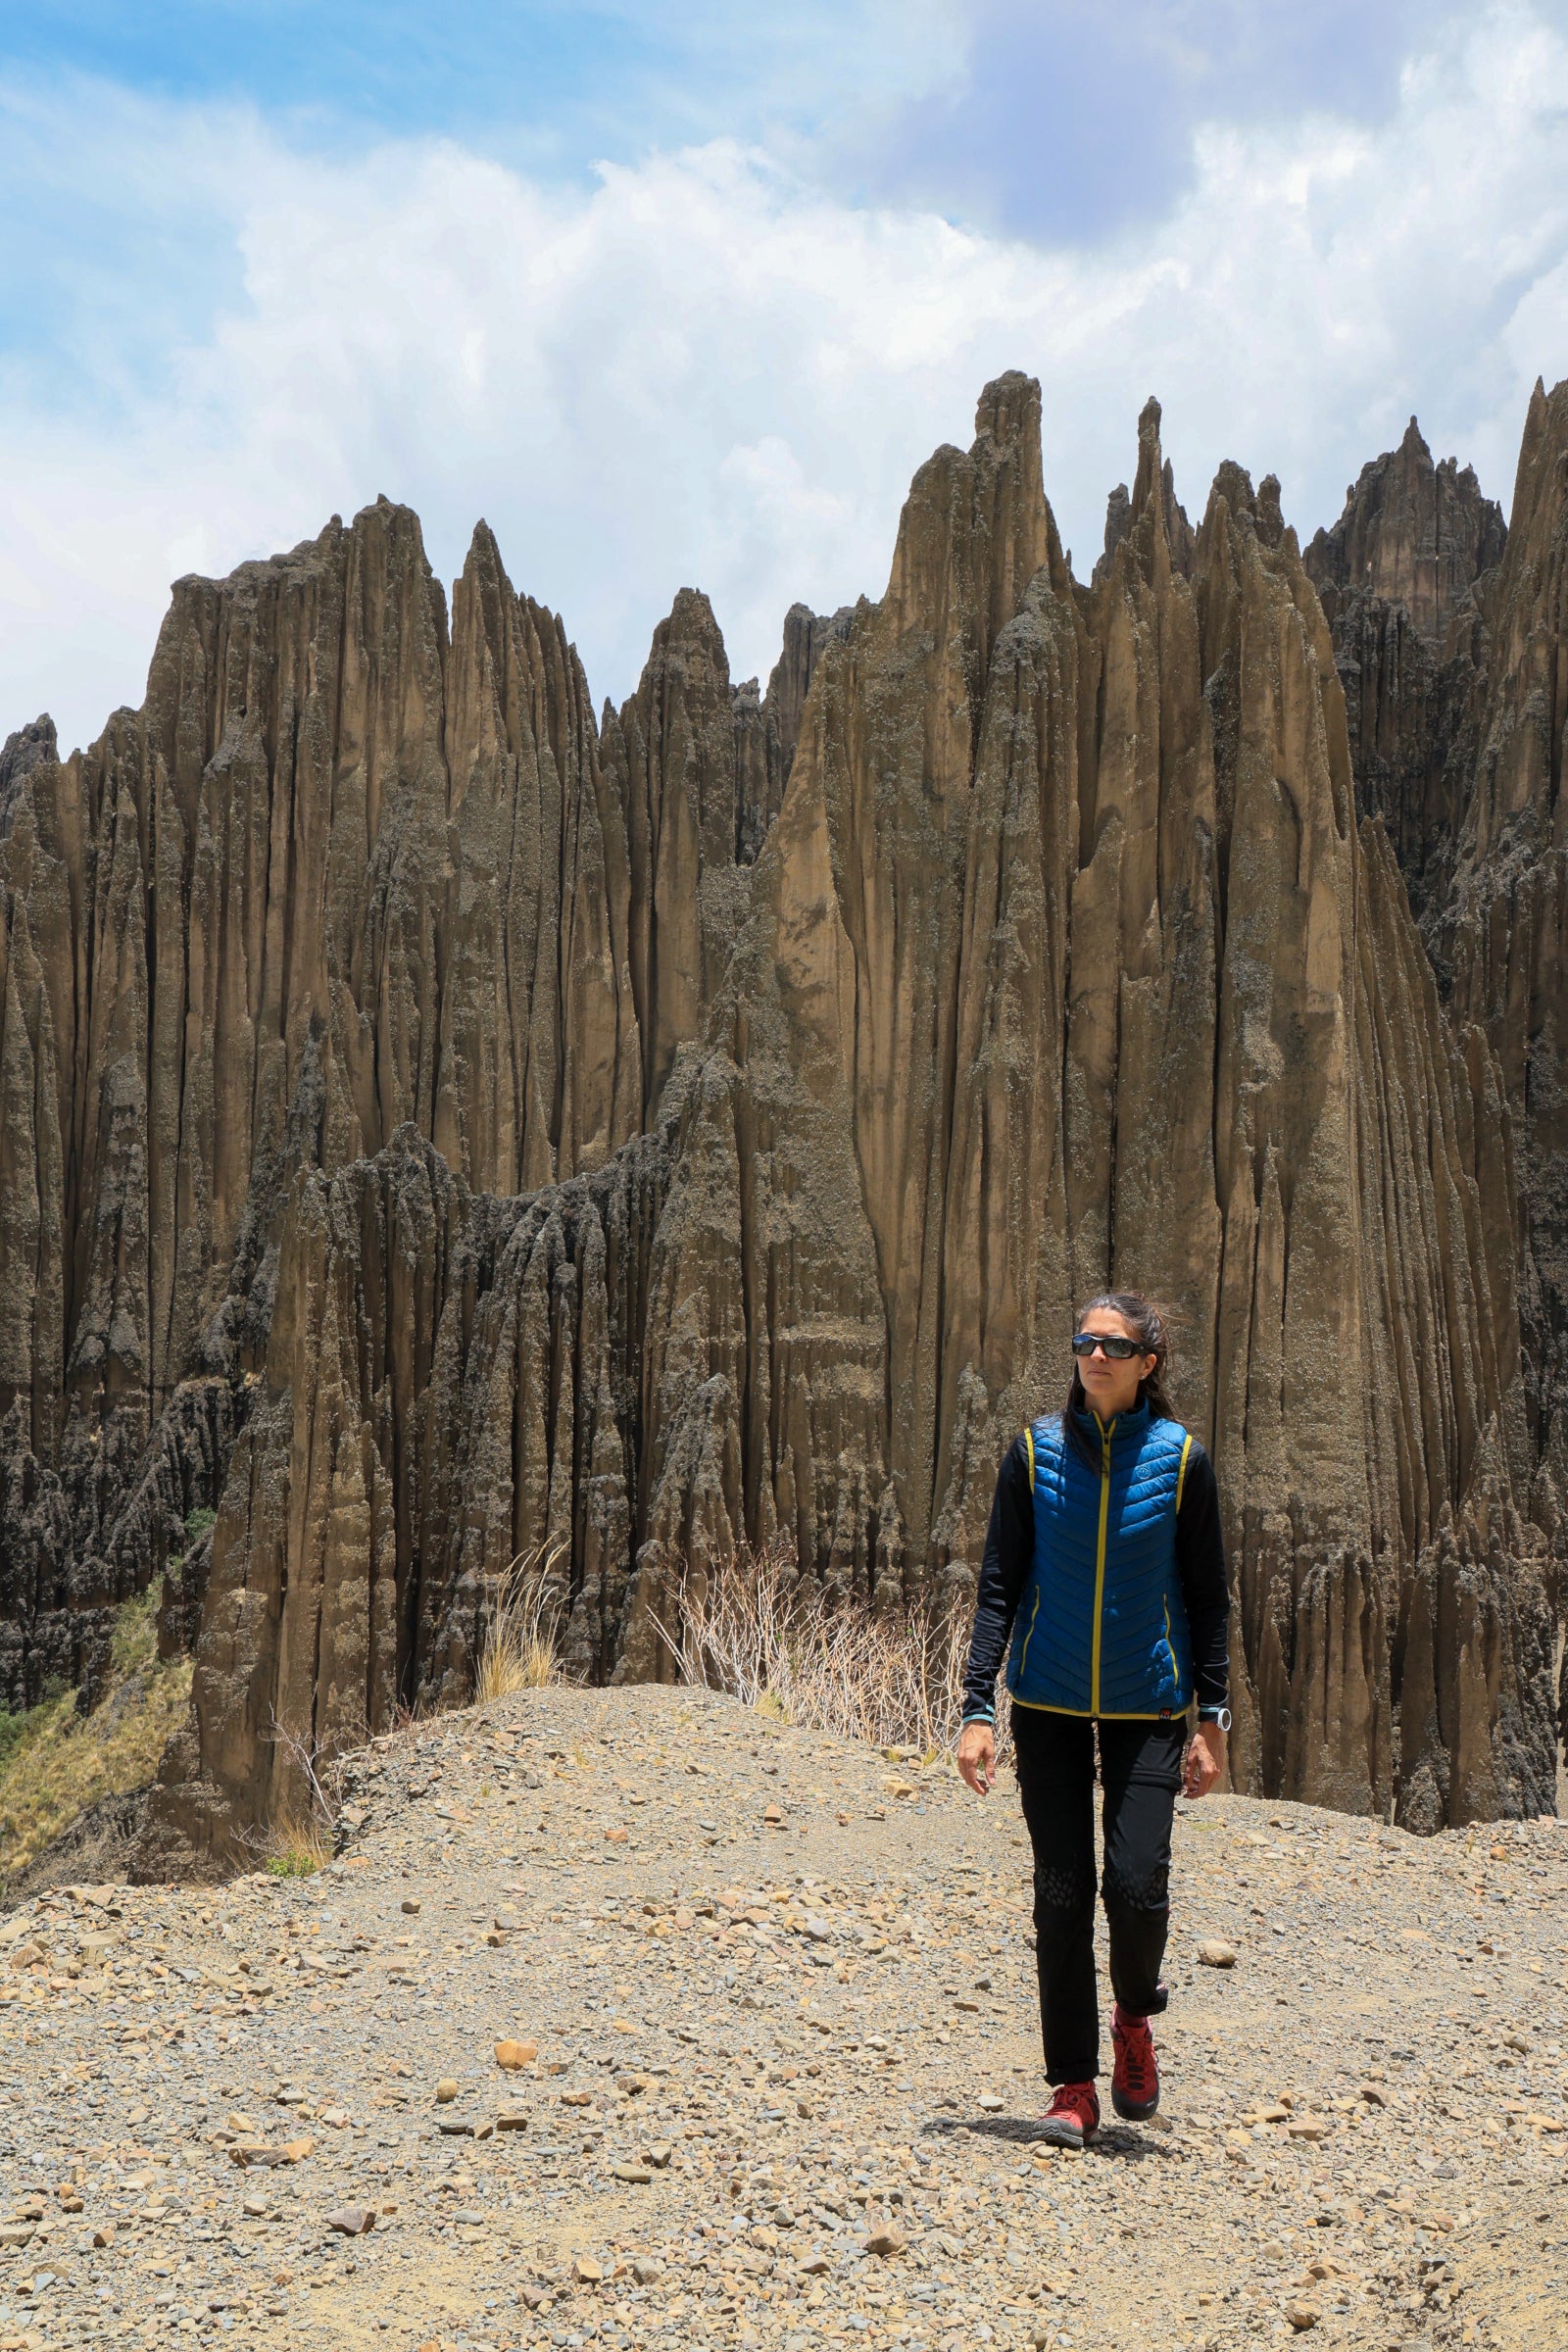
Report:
2,1,1567,756
853,0,1441,239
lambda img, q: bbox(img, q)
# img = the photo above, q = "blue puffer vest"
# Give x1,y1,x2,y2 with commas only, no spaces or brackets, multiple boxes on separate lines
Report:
1005,1399,1196,1718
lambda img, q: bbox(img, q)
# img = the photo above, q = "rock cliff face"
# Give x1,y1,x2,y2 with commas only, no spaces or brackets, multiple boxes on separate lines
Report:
1436,382,1568,1494
1305,418,1507,912
1308,386,1568,1799
3,374,1564,1865
1306,417,1507,644
0,508,796,1719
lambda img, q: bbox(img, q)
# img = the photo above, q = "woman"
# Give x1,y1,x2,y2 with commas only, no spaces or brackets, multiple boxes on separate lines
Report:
956,1293,1231,2147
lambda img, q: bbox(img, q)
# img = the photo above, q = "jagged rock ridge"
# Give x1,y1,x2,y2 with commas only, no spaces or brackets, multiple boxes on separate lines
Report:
1303,416,1508,911
1306,417,1506,644
0,514,793,1713
1,377,1562,1868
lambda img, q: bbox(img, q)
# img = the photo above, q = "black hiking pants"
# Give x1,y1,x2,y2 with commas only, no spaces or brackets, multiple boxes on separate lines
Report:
1011,1707,1186,2083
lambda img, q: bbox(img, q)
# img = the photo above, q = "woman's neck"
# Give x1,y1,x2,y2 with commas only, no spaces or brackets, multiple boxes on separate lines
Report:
1073,1389,1150,1427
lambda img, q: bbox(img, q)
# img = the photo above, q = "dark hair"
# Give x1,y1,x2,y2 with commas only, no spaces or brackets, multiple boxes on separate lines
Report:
1063,1291,1174,1465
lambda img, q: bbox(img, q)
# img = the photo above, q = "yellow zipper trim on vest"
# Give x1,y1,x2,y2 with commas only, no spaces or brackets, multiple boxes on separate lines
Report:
1015,1584,1042,1685
1170,1432,1193,1703
1014,1425,1042,1687
1012,1697,1170,1719
1090,1412,1115,1716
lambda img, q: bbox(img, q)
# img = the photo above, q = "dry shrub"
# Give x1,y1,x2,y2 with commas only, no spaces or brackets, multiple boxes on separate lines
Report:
264,1810,330,1879
475,1543,565,1703
244,1710,345,1873
658,1536,1004,1759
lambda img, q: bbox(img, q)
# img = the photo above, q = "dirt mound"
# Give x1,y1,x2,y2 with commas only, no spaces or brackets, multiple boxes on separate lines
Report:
0,1684,1562,2347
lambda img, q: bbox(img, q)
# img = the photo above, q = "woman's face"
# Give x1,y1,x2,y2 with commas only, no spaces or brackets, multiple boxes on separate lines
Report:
1074,1306,1158,1420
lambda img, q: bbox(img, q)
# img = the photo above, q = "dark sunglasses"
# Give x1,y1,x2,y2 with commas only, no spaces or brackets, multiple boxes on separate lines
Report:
1072,1332,1144,1360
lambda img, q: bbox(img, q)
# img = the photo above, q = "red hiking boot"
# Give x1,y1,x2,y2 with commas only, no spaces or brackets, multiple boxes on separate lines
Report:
1038,2081,1100,2148
1110,2002,1160,2120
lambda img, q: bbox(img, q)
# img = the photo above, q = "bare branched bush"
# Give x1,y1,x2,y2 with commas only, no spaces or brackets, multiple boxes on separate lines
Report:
475,1543,566,1703
237,1709,347,1874
657,1536,1005,1759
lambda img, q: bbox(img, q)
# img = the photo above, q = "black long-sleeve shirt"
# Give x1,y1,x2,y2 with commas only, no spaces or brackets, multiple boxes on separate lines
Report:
961,1425,1231,1721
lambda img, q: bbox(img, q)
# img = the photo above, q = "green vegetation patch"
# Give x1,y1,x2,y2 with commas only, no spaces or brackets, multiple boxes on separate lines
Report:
0,1587,191,1889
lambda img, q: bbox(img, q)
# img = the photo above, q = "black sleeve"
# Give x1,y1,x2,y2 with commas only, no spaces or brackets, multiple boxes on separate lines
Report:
1176,1440,1230,1712
961,1434,1035,1724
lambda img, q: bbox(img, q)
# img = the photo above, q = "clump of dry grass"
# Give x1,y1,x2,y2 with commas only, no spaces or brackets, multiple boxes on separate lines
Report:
658,1536,1004,1759
249,1702,354,1873
474,1543,566,1703
263,1809,331,1879
0,1587,192,1895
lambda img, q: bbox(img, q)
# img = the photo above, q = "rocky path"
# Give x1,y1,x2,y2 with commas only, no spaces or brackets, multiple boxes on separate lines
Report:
0,1686,1564,2352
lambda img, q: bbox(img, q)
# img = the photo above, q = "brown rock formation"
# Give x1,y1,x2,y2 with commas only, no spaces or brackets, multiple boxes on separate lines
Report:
4,374,1563,1865
733,603,854,865
0,506,805,1715
1305,418,1507,910
1320,382,1568,1812
1438,381,1568,1474
1306,417,1506,644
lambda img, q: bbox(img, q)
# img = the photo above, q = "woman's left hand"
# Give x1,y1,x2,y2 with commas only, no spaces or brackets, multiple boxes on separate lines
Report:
1183,1720,1227,1799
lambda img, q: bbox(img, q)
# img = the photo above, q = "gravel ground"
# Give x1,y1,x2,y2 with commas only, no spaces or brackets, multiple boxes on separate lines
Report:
0,1684,1564,2352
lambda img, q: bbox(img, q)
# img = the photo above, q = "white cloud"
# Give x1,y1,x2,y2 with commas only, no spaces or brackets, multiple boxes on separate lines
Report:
3,2,1568,757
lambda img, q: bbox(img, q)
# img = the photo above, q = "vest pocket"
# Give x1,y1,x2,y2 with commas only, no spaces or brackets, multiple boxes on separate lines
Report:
1011,1583,1042,1691
1149,1633,1181,1709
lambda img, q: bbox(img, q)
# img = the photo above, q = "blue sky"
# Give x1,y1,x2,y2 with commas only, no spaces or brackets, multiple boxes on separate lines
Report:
1,2,1441,210
4,2,1568,749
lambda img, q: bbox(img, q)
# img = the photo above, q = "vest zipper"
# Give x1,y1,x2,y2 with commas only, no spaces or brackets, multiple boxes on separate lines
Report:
1164,1594,1181,1705
1014,1425,1042,1687
1015,1585,1042,1687
1091,1413,1114,1716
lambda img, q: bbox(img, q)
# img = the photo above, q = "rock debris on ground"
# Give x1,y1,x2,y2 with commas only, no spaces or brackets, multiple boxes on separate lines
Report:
1,1686,1564,2351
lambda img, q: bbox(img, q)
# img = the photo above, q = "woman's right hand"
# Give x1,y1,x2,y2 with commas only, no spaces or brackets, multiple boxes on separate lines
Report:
956,1721,996,1795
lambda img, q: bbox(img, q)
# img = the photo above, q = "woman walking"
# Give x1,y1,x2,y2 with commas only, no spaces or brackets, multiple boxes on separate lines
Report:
956,1293,1231,2146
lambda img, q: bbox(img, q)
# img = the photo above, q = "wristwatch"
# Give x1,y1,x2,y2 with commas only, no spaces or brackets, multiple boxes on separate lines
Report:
1198,1705,1233,1733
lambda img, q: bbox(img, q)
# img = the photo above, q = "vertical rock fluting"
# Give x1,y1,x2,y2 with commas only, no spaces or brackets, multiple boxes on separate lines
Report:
731,603,855,868
590,380,1550,1827
1304,419,1507,912
0,506,771,1713
1305,417,1506,644
1293,387,1568,1824
4,374,1561,1866
1438,381,1568,1519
